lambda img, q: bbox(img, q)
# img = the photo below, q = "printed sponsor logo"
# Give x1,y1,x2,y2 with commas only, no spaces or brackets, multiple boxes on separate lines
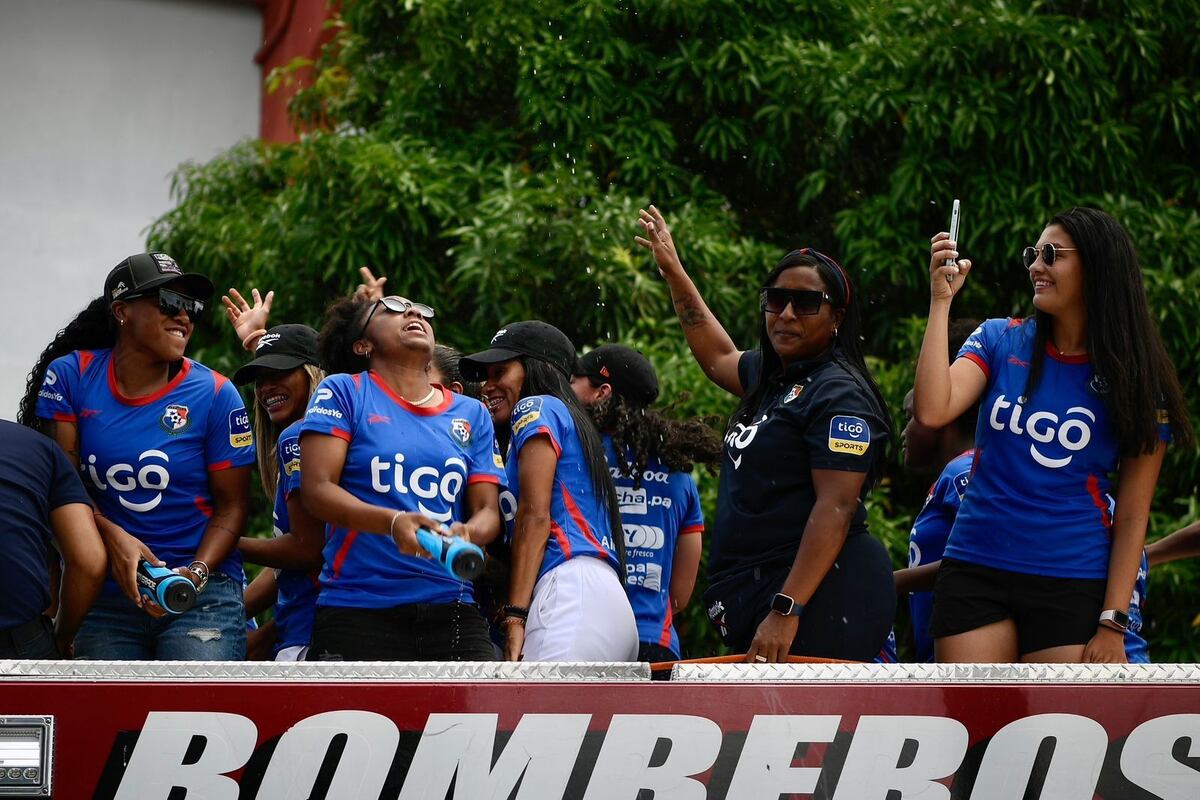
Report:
256,333,282,350
953,470,971,500
450,418,472,446
828,415,870,456
104,709,1200,798
369,455,467,523
724,414,767,470
512,397,543,434
111,281,127,299
626,561,663,591
151,252,181,274
38,389,64,403
622,524,665,550
308,387,343,419
228,409,253,448
282,438,300,476
499,488,517,524
988,394,1094,469
367,413,391,425
44,369,58,386
609,467,669,485
490,328,507,344
160,404,191,435
84,449,170,513
908,540,922,568
617,486,647,515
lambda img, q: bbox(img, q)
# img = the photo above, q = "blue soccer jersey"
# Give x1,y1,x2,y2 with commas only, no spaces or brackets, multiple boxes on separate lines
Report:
603,435,704,657
270,420,318,653
1125,552,1150,663
908,450,975,663
300,372,503,608
504,395,621,579
35,349,256,584
946,318,1167,579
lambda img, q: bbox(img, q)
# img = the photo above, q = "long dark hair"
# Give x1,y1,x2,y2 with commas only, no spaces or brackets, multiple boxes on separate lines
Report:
1025,207,1193,454
317,295,371,376
729,251,891,485
587,392,722,485
18,295,115,431
521,358,626,569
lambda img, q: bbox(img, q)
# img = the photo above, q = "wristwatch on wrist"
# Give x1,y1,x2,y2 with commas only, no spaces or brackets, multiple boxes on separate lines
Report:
1098,609,1130,632
771,592,804,618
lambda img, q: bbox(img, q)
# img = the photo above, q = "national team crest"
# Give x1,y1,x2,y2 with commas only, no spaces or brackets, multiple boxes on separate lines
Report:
160,404,191,434
784,383,804,403
450,418,472,446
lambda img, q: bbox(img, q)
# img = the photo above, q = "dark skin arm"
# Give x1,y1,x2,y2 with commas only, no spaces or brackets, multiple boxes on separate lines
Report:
746,468,871,664
49,502,108,656
243,567,279,620
1146,519,1200,568
505,437,558,661
894,561,940,595
179,466,252,590
239,490,326,571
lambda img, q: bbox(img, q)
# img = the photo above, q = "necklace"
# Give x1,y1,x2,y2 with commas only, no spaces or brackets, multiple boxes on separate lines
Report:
406,386,438,406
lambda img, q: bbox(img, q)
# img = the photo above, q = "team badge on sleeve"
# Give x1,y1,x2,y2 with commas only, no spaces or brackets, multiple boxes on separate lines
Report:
449,418,472,446
160,404,191,434
784,383,804,404
283,438,301,475
828,415,870,456
228,408,253,448
512,397,543,435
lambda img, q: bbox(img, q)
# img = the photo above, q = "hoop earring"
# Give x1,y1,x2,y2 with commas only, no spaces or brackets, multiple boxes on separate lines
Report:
832,326,839,338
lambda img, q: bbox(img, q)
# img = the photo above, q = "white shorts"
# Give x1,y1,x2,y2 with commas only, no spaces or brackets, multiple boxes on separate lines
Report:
274,644,309,662
523,556,639,662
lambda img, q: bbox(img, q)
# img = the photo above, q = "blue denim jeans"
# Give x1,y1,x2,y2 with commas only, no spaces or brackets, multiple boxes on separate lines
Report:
74,573,246,660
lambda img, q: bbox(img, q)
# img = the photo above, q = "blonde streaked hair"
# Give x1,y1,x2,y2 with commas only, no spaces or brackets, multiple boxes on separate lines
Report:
254,363,325,500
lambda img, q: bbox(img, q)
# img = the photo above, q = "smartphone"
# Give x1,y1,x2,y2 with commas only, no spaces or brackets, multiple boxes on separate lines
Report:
945,199,961,280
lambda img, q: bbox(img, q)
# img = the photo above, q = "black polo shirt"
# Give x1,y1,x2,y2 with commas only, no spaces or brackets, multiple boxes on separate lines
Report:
708,349,889,582
0,420,92,629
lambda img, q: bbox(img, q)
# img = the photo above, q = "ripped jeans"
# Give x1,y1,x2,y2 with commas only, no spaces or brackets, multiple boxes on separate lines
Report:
74,573,245,660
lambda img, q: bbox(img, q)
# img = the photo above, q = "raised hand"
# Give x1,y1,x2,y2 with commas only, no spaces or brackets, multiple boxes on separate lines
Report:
355,266,388,302
928,232,973,303
221,287,274,348
634,205,686,280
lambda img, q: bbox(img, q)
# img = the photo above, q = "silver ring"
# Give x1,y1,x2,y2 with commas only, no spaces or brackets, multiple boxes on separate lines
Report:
753,654,767,663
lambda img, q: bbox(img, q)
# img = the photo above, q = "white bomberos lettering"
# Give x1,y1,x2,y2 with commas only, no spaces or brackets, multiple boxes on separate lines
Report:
108,710,1200,799
86,449,170,512
370,455,467,522
989,394,1095,468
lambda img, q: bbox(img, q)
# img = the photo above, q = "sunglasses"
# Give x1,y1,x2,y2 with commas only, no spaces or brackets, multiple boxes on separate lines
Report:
127,288,205,320
1022,243,1078,269
357,296,436,341
759,287,831,316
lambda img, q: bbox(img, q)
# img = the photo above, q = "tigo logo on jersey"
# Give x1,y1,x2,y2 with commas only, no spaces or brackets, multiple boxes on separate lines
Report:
512,397,543,435
228,409,253,448
988,394,1094,469
283,438,301,475
160,404,191,434
369,454,468,522
828,415,870,455
85,450,171,513
449,418,472,446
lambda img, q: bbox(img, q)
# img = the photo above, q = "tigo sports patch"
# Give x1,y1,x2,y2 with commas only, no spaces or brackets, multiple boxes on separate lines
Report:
828,415,870,456
228,408,253,448
512,396,543,435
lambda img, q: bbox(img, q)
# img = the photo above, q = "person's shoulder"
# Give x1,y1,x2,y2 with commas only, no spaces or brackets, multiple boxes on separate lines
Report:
0,419,47,449
48,347,110,377
512,394,568,423
182,358,237,396
805,360,877,407
279,418,305,443
446,390,489,420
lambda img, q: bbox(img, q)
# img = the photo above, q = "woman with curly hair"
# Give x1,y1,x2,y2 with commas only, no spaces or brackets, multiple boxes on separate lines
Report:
572,343,721,662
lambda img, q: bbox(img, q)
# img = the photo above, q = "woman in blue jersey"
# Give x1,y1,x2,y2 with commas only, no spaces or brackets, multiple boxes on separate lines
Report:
635,205,895,664
915,207,1192,663
21,253,255,660
299,294,504,661
571,344,721,662
461,322,639,662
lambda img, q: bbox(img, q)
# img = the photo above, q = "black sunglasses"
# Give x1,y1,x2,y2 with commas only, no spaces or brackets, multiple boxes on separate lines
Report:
759,287,831,316
357,296,436,341
128,288,205,320
1022,243,1079,269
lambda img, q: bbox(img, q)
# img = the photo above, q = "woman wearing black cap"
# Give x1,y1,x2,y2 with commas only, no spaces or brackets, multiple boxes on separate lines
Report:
461,322,638,662
19,253,255,660
635,206,895,663
221,289,327,661
572,344,721,662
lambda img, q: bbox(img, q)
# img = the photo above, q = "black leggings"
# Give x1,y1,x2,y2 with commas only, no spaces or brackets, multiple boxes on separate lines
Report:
707,533,895,662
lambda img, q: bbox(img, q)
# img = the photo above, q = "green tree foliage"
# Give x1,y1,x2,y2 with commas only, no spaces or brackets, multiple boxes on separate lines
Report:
149,0,1200,660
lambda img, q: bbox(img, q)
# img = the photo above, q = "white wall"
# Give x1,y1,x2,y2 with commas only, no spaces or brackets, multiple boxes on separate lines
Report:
0,0,260,418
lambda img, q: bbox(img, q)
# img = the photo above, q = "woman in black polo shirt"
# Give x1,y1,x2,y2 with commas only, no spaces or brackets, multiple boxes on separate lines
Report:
635,206,894,662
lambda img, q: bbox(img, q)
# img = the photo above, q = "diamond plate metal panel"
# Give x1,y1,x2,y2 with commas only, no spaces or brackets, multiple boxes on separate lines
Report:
670,662,1200,683
0,660,650,682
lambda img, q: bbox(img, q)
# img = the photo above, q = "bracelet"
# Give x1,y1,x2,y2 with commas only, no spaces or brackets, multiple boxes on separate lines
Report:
241,329,268,351
388,511,403,537
187,560,210,593
501,615,526,628
502,604,529,620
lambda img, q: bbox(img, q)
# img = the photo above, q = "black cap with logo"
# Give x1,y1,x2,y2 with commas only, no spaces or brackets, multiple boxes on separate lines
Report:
575,344,660,405
104,252,214,304
233,324,321,385
459,321,576,381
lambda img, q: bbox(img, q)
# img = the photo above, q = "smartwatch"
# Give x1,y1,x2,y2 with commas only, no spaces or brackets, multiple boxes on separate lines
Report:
1098,609,1130,632
771,593,804,617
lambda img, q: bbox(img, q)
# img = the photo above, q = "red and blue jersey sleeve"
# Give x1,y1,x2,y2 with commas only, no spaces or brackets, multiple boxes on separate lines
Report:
462,401,504,486
955,317,1015,380
277,420,304,499
204,376,256,471
510,395,569,457
679,475,704,536
301,374,357,441
34,353,82,423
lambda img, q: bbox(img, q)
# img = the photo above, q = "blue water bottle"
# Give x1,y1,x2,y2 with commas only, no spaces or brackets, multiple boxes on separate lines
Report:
416,528,486,581
136,558,197,614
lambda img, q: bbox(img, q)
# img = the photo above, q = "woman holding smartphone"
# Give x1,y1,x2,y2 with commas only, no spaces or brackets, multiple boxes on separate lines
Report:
914,206,1192,663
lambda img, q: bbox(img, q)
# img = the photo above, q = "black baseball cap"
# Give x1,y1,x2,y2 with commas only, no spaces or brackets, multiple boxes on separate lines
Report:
460,321,576,381
104,252,214,304
233,324,321,385
575,344,660,405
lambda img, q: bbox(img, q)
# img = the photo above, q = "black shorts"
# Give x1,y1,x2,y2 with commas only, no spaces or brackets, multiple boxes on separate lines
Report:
931,557,1107,655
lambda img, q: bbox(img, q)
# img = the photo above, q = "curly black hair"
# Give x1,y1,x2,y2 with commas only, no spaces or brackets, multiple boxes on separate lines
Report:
18,295,115,431
586,391,722,487
317,295,372,376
